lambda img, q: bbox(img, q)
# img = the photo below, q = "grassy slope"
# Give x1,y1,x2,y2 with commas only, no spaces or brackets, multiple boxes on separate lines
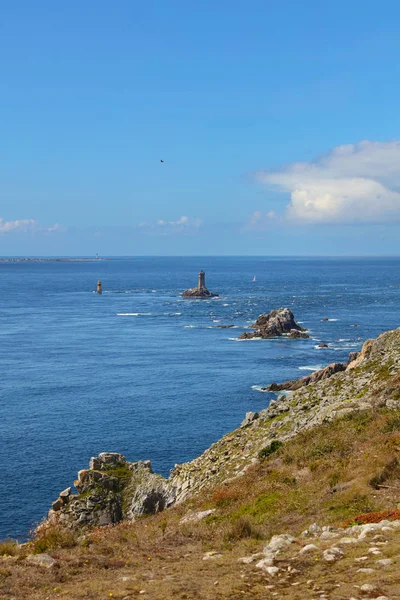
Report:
3,408,400,599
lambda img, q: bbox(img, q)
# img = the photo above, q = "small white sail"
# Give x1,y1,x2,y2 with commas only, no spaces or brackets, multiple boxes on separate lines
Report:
252,275,256,282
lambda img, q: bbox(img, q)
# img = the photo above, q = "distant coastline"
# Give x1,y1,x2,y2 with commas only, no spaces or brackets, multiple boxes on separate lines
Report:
0,257,112,263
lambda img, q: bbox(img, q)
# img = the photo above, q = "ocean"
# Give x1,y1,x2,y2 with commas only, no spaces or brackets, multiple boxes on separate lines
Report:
1,256,400,540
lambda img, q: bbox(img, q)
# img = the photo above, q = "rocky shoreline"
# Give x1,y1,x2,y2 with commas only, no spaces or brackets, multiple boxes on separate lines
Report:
44,326,400,533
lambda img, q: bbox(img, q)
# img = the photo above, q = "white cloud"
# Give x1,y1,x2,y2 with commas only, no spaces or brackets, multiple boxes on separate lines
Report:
245,210,278,230
0,218,36,233
45,223,64,233
256,141,400,223
138,216,203,234
0,218,64,234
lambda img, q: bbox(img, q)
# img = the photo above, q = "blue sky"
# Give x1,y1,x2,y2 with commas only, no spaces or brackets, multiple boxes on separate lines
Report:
1,0,400,255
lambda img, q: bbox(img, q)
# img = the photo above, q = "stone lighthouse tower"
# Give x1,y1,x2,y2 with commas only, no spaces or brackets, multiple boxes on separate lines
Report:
182,270,218,297
198,270,206,291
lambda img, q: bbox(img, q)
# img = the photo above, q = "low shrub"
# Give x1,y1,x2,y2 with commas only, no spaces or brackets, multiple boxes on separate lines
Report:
383,414,400,433
0,539,20,557
258,440,283,459
32,522,78,553
343,509,400,526
223,516,263,542
211,486,241,508
369,457,400,489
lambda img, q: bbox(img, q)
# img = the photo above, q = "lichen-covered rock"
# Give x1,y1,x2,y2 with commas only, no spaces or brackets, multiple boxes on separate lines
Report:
238,308,309,340
46,454,175,529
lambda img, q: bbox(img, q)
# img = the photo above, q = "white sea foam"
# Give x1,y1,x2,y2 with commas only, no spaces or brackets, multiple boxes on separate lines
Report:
223,303,229,306
229,336,262,341
116,312,152,316
251,385,268,392
331,343,361,351
328,318,339,321
298,365,323,371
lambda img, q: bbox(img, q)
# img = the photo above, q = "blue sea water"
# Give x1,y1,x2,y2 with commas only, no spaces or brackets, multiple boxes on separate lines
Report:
1,256,400,540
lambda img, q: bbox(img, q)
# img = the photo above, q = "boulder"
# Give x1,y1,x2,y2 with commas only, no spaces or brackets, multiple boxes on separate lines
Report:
26,554,57,568
51,498,63,511
239,308,309,340
241,412,259,427
288,329,309,339
59,487,71,500
180,509,216,524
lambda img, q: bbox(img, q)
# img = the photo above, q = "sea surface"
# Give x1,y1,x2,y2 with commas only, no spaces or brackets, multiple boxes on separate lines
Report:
1,256,400,539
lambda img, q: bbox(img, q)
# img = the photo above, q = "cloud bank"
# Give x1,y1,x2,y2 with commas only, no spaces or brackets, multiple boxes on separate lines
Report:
256,141,400,224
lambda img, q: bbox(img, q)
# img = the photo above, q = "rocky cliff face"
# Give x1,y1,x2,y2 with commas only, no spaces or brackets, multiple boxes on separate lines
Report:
47,454,175,529
46,327,400,530
238,307,310,339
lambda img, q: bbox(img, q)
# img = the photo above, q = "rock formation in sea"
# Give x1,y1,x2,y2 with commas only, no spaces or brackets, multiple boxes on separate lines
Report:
182,270,218,298
238,307,309,339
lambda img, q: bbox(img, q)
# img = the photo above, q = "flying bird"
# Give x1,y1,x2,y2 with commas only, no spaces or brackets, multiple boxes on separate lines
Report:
160,159,164,163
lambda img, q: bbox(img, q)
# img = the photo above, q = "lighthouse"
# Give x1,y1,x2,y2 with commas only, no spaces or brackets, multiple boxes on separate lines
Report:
182,270,218,298
198,270,206,291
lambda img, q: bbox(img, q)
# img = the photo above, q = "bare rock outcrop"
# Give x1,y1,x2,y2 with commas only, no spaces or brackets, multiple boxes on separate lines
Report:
265,362,347,392
47,452,175,529
239,308,309,340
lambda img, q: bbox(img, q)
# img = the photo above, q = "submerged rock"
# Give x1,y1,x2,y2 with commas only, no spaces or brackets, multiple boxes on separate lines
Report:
238,308,309,340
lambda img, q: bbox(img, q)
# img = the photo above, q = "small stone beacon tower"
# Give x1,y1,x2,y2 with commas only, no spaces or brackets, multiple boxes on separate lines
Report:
97,280,102,294
198,270,206,291
182,270,218,298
